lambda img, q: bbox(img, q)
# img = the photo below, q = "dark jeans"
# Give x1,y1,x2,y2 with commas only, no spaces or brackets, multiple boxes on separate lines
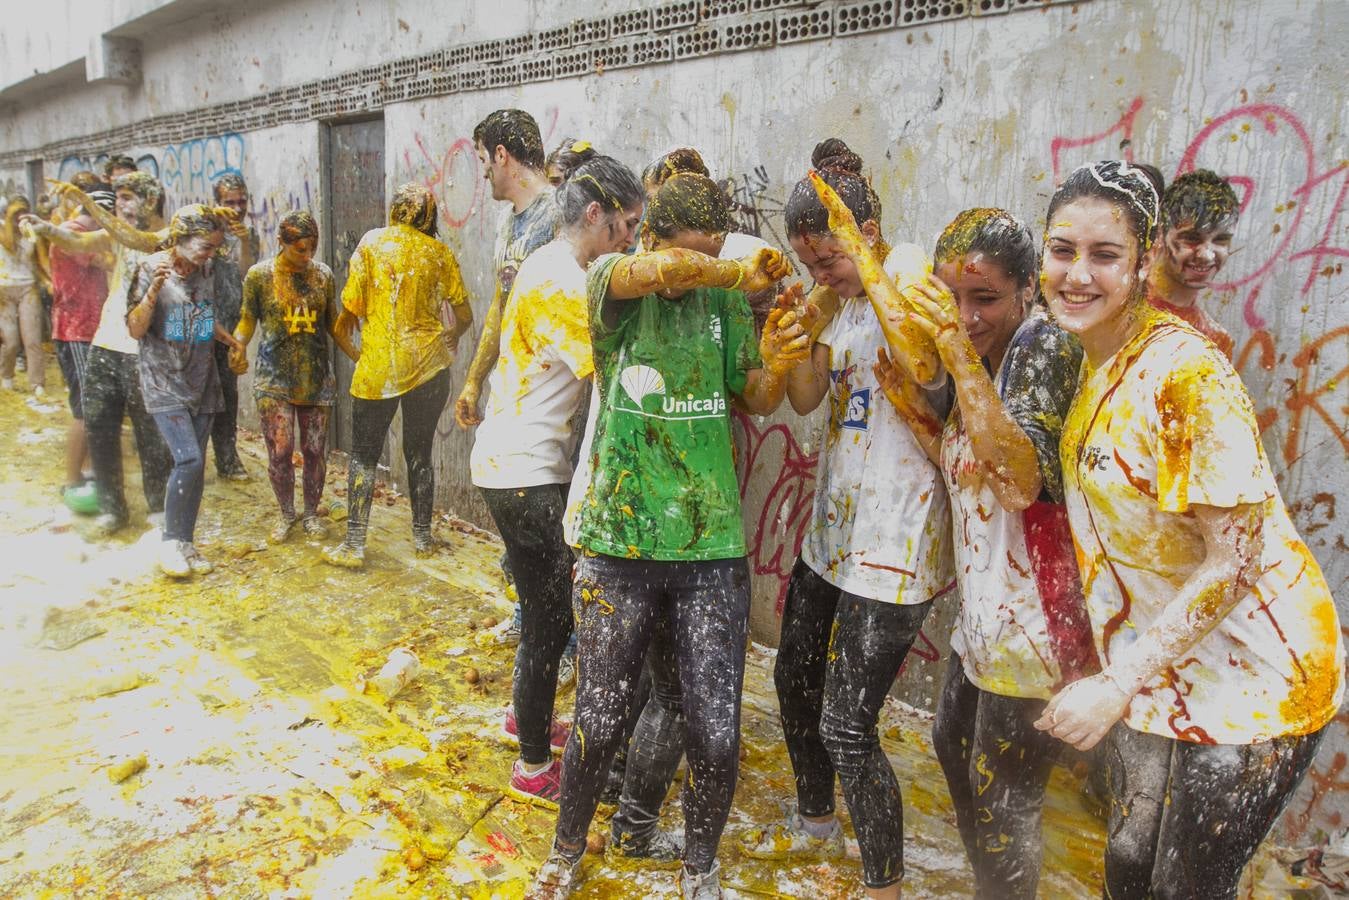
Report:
480,483,576,765
1104,722,1325,900
610,626,685,844
932,653,1061,899
556,553,750,874
774,557,933,889
344,368,451,547
257,397,329,518
210,342,243,474
152,408,214,542
83,346,171,522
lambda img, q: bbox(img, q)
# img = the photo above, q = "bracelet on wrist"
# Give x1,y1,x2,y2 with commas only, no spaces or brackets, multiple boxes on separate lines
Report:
728,263,745,291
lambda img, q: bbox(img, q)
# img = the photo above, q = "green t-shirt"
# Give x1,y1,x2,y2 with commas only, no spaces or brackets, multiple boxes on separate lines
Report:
577,253,763,561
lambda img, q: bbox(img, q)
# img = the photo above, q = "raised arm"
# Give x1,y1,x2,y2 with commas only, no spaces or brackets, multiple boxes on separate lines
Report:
46,180,164,252
1036,502,1265,751
21,215,112,255
738,299,815,416
807,172,941,385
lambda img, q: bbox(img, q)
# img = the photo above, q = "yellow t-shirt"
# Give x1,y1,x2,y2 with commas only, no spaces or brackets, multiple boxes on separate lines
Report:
341,224,467,399
1061,308,1343,745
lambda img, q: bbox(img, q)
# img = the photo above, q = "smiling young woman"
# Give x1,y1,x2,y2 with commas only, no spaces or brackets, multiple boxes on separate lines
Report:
1035,160,1344,899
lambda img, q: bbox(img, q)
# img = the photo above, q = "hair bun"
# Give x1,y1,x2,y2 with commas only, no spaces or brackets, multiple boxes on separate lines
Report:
811,138,863,175
662,148,709,178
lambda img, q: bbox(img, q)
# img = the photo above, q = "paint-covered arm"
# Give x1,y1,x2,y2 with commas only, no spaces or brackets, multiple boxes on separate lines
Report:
738,300,815,416
46,181,165,252
782,284,836,415
126,259,169,340
455,283,504,429
1036,502,1265,750
323,272,359,363
907,276,1042,510
604,247,791,301
21,216,112,255
444,298,473,350
807,172,941,385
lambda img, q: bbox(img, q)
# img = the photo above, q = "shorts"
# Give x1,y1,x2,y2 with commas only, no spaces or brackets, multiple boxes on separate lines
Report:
56,340,92,419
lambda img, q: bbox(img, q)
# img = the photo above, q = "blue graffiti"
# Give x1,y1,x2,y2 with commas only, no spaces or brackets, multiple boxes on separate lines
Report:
56,151,161,183
159,133,246,205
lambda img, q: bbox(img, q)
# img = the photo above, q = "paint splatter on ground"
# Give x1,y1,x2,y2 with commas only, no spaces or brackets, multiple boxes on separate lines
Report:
0,363,1308,898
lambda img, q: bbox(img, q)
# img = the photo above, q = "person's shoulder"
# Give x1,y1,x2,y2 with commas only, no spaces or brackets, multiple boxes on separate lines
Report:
312,260,335,280
1138,310,1236,386
245,259,273,281
719,232,771,259
1010,307,1079,359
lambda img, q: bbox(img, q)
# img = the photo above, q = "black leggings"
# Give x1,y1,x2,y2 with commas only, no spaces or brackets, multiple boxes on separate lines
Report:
1104,721,1325,900
344,368,450,547
555,553,750,874
82,346,171,522
932,653,1061,899
480,483,575,765
774,557,933,889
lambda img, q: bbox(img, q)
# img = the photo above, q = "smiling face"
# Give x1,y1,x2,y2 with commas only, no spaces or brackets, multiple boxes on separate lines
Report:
934,254,1029,362
217,188,249,218
1043,197,1148,349
177,229,226,267
115,188,145,225
1158,220,1233,291
790,231,865,299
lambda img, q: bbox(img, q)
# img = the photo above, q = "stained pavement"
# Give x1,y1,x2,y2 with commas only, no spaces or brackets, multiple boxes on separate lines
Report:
1,360,1290,899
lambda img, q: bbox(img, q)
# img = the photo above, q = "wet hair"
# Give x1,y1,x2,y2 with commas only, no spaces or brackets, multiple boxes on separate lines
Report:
70,171,103,193
388,183,438,236
934,208,1039,288
473,109,545,171
103,155,136,179
278,210,319,245
112,171,165,214
555,153,645,227
167,204,227,250
1163,169,1239,234
642,148,711,190
549,139,595,182
213,173,248,200
1045,159,1161,255
645,172,733,239
785,138,881,239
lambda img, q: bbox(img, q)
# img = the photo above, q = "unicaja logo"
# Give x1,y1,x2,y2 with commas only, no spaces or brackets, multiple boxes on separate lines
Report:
620,365,666,405
617,364,727,420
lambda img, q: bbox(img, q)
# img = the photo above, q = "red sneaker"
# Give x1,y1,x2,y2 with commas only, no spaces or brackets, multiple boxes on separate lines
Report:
508,758,563,809
502,709,571,752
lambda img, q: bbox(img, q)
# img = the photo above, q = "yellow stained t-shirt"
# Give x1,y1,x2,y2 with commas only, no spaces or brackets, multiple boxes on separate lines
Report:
342,224,467,399
1060,308,1344,745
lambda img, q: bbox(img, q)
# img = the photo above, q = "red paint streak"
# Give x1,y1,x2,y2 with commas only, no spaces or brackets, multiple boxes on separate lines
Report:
1282,326,1349,467
1023,501,1100,685
485,830,519,857
1112,449,1157,499
1049,95,1144,183
1159,662,1216,744
859,561,916,576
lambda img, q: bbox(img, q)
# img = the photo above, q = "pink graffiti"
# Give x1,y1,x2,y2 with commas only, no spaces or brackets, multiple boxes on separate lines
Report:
1049,95,1144,183
402,133,484,233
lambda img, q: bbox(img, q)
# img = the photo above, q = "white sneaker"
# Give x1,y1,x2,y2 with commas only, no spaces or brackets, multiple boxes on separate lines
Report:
475,616,522,649
556,653,577,691
739,805,844,860
157,540,192,578
182,543,214,575
147,512,165,529
33,385,46,400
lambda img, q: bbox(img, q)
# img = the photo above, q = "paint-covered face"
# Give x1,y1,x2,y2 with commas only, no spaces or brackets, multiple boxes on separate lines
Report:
217,188,249,217
475,141,508,202
1043,197,1144,338
790,232,863,299
115,188,145,225
603,204,645,256
279,236,318,268
934,254,1028,361
1159,220,1233,290
178,229,226,267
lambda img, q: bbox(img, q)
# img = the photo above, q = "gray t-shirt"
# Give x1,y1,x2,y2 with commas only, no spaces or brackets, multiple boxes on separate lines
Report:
128,250,225,415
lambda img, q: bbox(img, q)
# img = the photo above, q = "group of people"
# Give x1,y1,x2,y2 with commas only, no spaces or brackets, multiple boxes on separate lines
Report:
2,106,1341,900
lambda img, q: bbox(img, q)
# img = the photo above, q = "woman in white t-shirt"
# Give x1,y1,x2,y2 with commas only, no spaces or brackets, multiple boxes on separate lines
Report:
740,139,952,900
1033,161,1343,898
889,208,1095,898
0,196,46,397
469,148,645,809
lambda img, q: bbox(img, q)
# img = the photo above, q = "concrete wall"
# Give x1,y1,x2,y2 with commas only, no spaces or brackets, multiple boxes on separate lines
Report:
3,0,1346,844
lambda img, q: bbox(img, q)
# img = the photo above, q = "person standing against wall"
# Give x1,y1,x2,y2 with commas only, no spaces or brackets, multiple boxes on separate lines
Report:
740,141,952,900
1146,169,1240,358
322,184,471,569
48,177,115,513
1034,160,1343,899
210,173,260,481
0,196,48,399
25,174,171,534
470,149,645,805
890,209,1095,899
230,211,358,543
126,205,248,578
529,173,809,900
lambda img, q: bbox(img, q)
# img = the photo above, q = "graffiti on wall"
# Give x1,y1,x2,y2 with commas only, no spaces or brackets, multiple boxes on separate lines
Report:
55,133,247,208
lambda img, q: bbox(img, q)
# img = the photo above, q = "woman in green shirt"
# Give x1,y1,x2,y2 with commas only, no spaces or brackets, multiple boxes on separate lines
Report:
529,172,812,900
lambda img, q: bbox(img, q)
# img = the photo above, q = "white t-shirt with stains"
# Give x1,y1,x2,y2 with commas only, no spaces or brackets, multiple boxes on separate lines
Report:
472,239,594,489
800,295,953,605
1062,308,1344,744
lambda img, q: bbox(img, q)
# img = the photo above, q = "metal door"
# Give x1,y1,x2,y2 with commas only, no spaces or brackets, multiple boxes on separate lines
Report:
323,117,385,452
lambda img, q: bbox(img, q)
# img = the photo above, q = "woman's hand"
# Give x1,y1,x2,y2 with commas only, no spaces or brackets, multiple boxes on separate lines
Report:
759,294,813,377
906,275,980,370
735,248,793,294
1034,674,1132,751
454,383,482,429
228,344,249,375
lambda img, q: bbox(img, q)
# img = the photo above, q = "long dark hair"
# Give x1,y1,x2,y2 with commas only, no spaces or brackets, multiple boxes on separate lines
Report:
784,138,881,238
555,151,644,227
935,208,1038,289
1046,160,1161,256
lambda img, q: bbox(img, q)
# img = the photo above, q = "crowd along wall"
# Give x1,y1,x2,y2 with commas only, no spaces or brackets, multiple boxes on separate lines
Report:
4,0,1345,845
